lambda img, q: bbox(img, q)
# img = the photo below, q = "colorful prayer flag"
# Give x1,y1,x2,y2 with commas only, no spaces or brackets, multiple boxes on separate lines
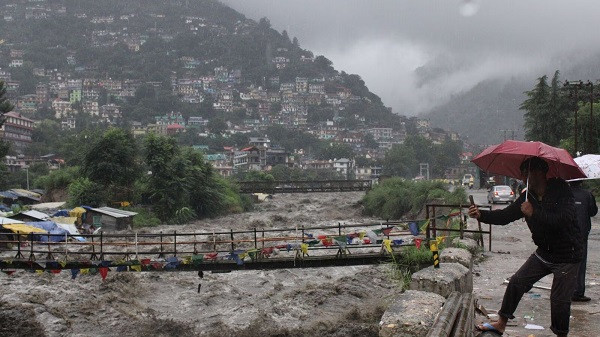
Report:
382,239,392,253
99,267,108,280
408,222,420,236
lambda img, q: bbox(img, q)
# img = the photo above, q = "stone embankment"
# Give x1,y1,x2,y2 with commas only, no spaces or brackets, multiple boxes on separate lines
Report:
379,238,481,337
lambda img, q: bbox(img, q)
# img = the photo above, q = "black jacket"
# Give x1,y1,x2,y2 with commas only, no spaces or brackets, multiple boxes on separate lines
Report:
479,178,583,263
571,185,598,238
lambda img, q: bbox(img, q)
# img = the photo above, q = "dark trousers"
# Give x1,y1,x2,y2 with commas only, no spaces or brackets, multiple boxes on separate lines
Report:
574,241,588,297
499,254,580,335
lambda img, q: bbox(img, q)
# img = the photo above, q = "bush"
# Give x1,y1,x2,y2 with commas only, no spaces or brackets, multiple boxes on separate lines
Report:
131,207,161,228
67,177,106,207
389,246,433,290
362,178,467,219
34,166,80,191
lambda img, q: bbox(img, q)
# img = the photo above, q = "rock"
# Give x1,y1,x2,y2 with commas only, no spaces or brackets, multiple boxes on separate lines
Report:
410,263,472,298
440,248,473,290
440,248,473,270
453,237,481,255
379,290,445,337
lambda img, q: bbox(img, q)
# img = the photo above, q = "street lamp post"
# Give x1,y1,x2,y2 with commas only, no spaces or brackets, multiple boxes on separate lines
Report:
565,80,583,154
25,166,29,190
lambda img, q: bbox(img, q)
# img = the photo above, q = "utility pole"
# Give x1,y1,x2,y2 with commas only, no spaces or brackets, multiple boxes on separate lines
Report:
565,80,583,154
587,81,596,153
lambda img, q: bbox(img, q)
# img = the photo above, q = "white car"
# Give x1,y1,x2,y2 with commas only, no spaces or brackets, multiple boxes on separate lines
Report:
487,185,516,204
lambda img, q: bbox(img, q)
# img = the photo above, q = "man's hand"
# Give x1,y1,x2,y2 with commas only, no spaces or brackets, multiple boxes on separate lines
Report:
468,205,480,219
521,201,534,218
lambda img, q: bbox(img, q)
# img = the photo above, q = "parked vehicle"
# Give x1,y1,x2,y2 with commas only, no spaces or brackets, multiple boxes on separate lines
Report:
487,185,516,204
462,174,474,189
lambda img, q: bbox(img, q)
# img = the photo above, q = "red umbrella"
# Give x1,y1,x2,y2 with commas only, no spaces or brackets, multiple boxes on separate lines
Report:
471,140,586,180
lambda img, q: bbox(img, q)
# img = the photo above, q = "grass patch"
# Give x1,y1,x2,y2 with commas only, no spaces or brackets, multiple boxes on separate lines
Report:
388,245,434,290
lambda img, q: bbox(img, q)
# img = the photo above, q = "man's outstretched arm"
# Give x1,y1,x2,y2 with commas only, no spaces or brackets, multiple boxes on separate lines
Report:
470,197,524,226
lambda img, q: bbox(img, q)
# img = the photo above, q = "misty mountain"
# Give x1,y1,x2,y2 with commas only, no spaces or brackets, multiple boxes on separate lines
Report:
422,52,600,145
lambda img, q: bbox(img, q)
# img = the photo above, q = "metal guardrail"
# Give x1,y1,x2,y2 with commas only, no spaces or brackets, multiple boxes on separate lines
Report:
425,203,493,251
0,221,415,271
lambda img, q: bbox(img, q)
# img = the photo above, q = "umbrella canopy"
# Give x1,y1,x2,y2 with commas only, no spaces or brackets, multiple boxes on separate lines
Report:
572,154,600,181
472,140,586,180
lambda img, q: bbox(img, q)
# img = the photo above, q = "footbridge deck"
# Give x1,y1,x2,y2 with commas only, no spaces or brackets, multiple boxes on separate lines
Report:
237,179,373,194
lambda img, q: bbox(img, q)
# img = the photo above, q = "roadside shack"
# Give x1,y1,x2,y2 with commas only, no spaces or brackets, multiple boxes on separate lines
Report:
84,207,137,231
9,210,50,222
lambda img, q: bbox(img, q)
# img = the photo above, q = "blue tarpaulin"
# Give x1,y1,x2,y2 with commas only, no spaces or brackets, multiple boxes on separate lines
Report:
52,210,70,217
27,221,70,242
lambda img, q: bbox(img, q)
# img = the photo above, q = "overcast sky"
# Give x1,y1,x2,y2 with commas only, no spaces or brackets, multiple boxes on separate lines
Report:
222,0,600,115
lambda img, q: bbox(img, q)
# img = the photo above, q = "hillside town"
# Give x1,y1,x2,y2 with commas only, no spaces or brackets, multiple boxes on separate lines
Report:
0,0,464,183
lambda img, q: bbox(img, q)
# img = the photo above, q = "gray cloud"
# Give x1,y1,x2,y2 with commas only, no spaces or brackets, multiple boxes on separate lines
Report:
222,0,600,114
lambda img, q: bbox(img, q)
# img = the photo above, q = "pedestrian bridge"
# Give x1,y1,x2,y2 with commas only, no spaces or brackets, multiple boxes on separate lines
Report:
0,221,413,273
237,179,373,194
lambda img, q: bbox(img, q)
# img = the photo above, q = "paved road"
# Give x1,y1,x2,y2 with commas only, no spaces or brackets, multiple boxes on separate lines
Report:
468,189,600,337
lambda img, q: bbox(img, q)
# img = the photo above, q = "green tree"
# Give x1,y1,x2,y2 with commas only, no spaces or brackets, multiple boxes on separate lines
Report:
82,128,139,202
0,81,14,119
316,142,354,160
67,177,106,207
383,135,460,179
243,170,274,182
281,30,291,44
363,133,379,149
143,133,184,220
208,117,228,135
547,71,569,145
521,75,550,142
0,81,14,189
383,144,418,178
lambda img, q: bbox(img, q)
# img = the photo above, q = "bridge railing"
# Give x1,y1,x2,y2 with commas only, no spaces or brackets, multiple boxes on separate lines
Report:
425,203,493,251
1,220,415,264
237,179,373,194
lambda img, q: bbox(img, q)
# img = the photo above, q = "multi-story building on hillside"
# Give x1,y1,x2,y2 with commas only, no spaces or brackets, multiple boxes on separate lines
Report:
0,111,35,153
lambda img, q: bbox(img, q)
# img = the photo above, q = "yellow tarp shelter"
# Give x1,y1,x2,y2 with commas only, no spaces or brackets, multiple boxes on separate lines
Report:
2,223,48,234
69,207,86,218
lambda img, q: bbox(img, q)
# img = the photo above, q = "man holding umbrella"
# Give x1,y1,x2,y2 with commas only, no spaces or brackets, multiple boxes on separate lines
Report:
570,180,598,302
571,154,600,302
470,156,584,337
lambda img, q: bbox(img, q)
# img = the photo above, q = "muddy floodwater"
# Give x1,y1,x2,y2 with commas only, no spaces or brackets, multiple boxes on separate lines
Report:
0,192,403,337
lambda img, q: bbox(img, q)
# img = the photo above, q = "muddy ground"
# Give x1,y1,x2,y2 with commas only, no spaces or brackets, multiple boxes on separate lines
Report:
471,190,600,337
0,192,404,337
